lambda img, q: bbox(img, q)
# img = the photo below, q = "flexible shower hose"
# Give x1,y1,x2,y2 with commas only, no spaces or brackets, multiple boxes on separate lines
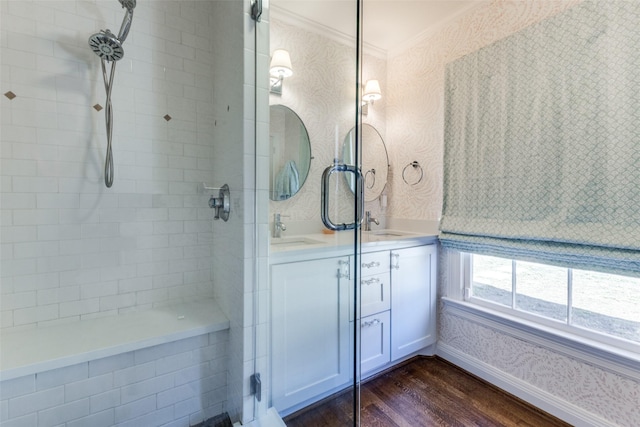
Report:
101,58,116,188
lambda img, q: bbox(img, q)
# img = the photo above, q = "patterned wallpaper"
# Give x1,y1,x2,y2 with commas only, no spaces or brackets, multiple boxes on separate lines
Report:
440,305,640,426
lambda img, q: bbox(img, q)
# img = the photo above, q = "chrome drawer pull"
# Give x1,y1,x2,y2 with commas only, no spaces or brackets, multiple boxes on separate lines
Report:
361,277,380,286
361,318,381,328
362,261,380,269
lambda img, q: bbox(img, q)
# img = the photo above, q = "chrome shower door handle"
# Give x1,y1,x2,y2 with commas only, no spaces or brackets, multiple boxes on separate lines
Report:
320,163,364,231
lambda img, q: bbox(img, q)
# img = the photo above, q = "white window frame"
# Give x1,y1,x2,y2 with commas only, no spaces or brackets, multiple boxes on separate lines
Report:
449,251,640,366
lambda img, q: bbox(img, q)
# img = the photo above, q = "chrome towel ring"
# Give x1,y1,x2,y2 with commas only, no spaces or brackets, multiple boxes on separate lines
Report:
402,161,424,186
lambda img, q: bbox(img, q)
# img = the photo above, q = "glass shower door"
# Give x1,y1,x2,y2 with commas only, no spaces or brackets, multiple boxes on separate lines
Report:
265,0,363,424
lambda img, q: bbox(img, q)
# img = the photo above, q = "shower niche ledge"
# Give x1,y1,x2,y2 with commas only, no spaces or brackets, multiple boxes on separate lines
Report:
0,298,229,381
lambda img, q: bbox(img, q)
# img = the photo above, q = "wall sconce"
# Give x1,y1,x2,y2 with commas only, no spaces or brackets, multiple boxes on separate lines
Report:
362,79,382,115
270,49,293,95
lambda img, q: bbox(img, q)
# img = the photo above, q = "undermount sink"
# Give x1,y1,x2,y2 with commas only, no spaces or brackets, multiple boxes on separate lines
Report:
363,230,412,240
270,236,324,247
368,230,407,237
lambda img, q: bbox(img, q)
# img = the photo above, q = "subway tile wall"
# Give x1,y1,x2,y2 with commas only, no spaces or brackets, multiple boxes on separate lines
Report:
0,331,229,427
0,0,244,331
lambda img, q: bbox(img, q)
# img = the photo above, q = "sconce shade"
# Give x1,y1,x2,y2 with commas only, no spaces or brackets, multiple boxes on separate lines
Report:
363,79,382,102
270,49,293,78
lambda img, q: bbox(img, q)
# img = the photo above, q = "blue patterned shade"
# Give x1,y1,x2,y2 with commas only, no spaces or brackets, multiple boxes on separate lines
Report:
440,1,640,275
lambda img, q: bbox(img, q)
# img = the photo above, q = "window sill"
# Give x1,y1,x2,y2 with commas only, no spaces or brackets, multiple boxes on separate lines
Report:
441,297,640,381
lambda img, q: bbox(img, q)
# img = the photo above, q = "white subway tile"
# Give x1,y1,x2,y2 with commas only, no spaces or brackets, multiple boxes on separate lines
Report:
36,254,81,273
117,406,174,427
157,383,196,409
99,293,136,312
37,224,81,241
65,373,113,403
81,223,119,239
2,48,37,69
36,363,87,391
6,32,53,56
118,277,152,294
0,159,37,177
12,272,59,292
134,208,168,223
0,413,37,427
8,385,63,418
81,251,120,270
89,390,120,414
120,373,173,405
0,243,13,260
13,240,58,259
12,209,59,226
0,226,37,243
136,261,169,277
37,285,80,306
113,361,155,388
36,193,79,209
38,398,91,427
0,258,38,279
0,291,36,311
0,375,35,400
89,353,135,378
80,281,117,300
67,409,115,427
154,223,186,243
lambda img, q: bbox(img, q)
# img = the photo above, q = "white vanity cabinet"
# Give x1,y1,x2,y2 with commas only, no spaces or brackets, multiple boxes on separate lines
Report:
271,255,352,412
390,244,437,360
270,236,437,414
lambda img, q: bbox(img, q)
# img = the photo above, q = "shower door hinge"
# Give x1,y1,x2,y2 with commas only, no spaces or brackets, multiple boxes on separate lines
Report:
251,0,262,22
250,373,262,401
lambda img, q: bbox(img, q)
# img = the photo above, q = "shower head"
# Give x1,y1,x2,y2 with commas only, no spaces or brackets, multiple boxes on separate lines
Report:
88,30,124,62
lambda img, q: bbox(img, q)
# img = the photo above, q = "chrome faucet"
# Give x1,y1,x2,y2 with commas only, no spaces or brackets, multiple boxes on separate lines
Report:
274,213,287,238
364,211,379,231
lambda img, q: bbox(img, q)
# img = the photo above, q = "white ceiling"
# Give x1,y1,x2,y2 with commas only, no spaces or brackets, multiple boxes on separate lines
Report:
272,0,481,54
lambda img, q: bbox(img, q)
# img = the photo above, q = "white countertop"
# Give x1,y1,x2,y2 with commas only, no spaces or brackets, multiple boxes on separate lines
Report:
269,229,439,263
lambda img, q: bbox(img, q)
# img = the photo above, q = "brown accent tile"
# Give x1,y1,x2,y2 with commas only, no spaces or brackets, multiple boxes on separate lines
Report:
4,91,16,100
164,114,172,121
93,104,103,111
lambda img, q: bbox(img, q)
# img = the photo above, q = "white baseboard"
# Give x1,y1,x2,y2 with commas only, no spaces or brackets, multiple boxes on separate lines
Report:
437,343,617,427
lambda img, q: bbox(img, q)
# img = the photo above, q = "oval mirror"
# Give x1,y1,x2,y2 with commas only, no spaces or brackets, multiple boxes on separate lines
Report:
343,124,389,202
269,105,312,201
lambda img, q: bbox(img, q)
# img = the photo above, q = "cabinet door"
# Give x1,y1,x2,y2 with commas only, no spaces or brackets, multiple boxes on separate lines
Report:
391,245,437,360
271,256,352,412
360,310,391,375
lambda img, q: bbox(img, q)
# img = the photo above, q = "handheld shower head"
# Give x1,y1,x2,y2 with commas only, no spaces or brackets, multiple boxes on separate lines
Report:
88,30,124,62
119,0,136,12
89,0,137,189
116,0,136,44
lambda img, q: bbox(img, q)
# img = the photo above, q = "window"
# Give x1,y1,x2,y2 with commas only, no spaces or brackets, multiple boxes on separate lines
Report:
468,254,640,352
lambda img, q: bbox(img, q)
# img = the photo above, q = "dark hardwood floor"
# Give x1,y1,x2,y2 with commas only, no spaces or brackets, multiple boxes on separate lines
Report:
284,356,571,427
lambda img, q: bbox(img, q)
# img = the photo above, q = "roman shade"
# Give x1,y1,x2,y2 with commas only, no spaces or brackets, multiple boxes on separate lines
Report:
439,1,640,276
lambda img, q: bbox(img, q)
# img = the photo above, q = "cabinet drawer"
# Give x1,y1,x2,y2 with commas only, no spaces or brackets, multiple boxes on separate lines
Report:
360,272,390,317
360,311,391,374
360,251,389,276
